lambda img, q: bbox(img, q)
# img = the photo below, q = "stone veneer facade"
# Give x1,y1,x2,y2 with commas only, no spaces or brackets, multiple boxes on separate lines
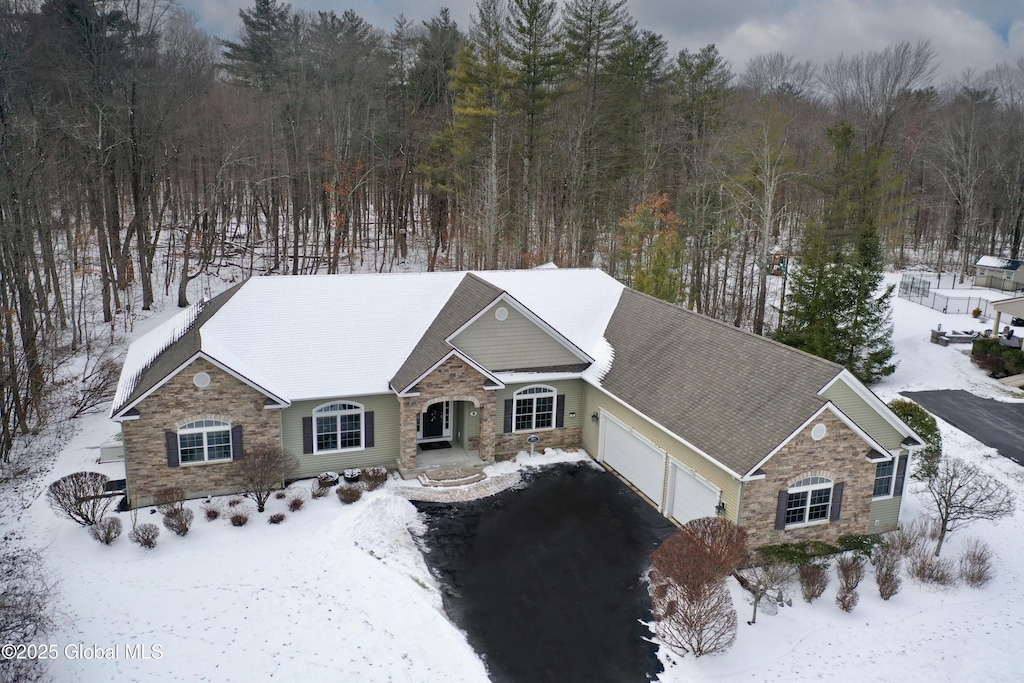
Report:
121,357,281,507
739,410,876,549
399,356,497,470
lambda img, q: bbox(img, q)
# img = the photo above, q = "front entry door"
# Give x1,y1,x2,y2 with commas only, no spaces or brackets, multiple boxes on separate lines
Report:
418,401,452,441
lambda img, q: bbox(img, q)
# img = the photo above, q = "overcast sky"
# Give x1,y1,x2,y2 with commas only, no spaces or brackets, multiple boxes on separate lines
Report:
183,0,1024,84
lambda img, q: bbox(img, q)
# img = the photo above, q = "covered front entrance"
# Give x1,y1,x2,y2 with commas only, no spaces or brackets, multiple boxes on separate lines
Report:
417,400,452,443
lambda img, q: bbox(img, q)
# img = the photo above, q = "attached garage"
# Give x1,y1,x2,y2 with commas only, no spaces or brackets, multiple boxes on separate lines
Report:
598,411,667,506
666,461,719,525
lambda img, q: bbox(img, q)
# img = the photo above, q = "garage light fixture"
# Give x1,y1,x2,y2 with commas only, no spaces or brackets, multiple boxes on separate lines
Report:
591,412,599,423
715,501,726,516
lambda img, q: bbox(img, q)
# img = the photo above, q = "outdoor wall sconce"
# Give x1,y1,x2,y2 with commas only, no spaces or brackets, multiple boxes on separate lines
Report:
591,412,599,423
716,501,727,515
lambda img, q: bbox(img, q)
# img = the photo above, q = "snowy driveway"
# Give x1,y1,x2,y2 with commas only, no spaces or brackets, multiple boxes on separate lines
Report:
413,462,676,683
902,390,1024,466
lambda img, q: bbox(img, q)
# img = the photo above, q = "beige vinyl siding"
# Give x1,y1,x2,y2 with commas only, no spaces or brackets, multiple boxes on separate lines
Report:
581,383,742,524
822,379,904,450
281,394,400,479
460,401,480,443
870,496,901,532
451,302,582,371
494,379,585,433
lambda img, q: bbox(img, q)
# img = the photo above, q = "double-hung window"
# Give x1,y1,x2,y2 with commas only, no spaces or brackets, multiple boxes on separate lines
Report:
785,477,833,526
178,420,232,464
314,402,364,452
873,458,896,498
513,385,555,432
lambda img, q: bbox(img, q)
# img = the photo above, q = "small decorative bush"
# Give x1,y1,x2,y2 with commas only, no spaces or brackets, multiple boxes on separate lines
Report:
89,516,123,545
268,513,286,524
153,487,187,516
343,468,362,483
311,481,331,499
275,491,288,500
871,545,902,600
162,508,194,537
227,497,243,507
337,485,363,505
887,519,930,560
797,563,829,603
317,472,340,487
907,548,958,586
288,496,305,512
130,523,160,549
230,510,250,527
835,555,865,591
835,586,859,612
959,538,994,587
202,500,222,521
362,466,388,491
46,471,113,526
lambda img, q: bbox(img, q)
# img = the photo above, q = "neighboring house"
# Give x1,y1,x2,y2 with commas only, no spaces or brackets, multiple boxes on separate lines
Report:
110,269,921,548
976,256,1024,291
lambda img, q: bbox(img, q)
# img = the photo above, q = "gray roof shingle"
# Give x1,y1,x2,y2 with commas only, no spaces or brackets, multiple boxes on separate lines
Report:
600,289,844,475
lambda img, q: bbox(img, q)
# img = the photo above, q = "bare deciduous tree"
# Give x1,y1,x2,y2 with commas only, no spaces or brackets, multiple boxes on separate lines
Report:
0,547,56,682
925,456,1015,556
234,442,298,512
736,560,795,625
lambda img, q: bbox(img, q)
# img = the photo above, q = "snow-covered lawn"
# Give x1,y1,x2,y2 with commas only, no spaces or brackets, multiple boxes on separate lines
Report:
5,272,1024,681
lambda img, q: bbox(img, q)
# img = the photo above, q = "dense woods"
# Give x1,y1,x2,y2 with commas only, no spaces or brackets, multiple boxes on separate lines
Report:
3,0,1024,462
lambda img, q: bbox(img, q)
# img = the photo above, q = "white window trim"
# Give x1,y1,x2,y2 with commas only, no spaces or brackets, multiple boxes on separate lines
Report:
178,419,232,465
785,477,833,529
313,401,366,454
513,385,556,433
872,455,898,500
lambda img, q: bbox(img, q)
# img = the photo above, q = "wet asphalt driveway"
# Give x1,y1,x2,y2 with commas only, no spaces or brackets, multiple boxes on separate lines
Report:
902,390,1024,466
413,462,676,683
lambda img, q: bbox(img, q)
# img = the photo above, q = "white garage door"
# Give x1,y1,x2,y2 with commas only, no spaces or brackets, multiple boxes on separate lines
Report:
668,462,719,525
600,413,666,506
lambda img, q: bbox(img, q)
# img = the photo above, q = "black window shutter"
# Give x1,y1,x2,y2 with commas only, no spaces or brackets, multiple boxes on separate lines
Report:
504,399,513,433
231,425,243,460
302,417,313,454
774,490,788,530
893,455,908,496
165,431,179,468
830,482,845,521
555,395,566,428
364,411,374,448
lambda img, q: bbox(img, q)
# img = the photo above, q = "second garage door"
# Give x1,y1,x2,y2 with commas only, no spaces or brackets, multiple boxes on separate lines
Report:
667,462,720,525
599,412,666,506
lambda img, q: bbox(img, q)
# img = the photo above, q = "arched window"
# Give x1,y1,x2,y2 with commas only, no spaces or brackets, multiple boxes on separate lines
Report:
513,385,556,432
178,419,232,464
314,402,364,452
785,477,833,526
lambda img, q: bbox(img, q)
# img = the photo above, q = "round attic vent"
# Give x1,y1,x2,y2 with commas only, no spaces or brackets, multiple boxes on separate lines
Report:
193,372,211,388
811,423,827,441
495,306,509,321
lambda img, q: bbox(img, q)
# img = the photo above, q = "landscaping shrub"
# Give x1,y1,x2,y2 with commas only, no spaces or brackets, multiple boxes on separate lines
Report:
651,578,737,657
268,513,286,524
311,480,331,499
230,510,250,527
343,468,362,483
88,516,123,545
129,523,160,549
162,508,194,537
362,465,388,491
201,500,222,521
887,399,943,482
958,538,994,587
227,497,243,507
275,491,288,500
288,496,305,512
337,485,363,504
756,540,840,566
317,471,340,488
888,519,930,560
46,471,113,526
907,548,958,586
972,337,1024,377
836,555,865,591
797,563,829,603
871,545,902,600
735,559,796,624
153,487,186,516
837,534,886,559
835,585,859,613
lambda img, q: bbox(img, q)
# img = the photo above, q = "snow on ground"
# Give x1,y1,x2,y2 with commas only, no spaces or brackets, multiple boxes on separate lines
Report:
660,274,1024,682
7,272,1024,681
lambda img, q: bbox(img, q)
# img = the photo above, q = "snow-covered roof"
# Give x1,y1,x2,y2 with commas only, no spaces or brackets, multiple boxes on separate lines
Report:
977,255,1023,270
112,269,625,414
